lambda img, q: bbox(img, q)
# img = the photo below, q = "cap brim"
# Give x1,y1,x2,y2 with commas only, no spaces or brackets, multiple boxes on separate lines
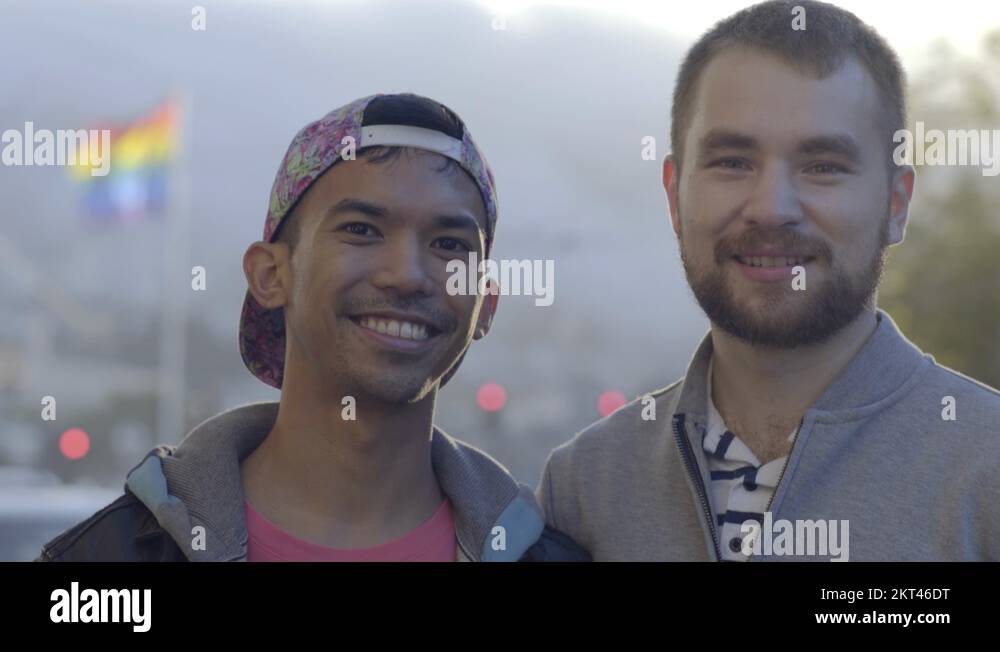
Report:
239,290,286,389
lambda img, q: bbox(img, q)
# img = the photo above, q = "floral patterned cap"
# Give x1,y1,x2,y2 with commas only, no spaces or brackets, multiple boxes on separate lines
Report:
240,93,499,388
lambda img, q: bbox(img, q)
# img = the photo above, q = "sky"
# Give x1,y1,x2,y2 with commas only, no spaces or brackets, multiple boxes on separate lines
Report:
472,0,998,58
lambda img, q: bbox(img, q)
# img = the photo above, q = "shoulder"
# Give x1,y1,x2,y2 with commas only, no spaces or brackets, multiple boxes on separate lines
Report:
923,362,1000,473
544,379,681,479
903,360,1000,444
537,380,681,536
925,361,1000,409
36,491,168,562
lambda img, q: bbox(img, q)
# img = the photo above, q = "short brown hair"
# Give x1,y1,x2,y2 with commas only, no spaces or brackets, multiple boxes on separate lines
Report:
670,0,907,169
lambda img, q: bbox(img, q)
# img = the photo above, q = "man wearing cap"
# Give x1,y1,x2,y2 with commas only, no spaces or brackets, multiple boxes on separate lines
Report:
538,0,1000,561
38,93,589,562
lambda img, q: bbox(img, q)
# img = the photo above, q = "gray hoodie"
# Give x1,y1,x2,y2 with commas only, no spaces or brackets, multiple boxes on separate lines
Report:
538,310,1000,561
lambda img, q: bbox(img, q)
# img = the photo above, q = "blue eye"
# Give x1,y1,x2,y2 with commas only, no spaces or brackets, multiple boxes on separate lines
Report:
710,158,751,171
806,162,848,174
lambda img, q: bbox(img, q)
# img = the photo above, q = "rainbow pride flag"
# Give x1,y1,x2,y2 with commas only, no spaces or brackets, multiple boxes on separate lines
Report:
70,100,179,223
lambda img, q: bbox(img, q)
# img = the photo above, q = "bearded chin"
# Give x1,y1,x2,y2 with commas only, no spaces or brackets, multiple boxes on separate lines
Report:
680,238,887,349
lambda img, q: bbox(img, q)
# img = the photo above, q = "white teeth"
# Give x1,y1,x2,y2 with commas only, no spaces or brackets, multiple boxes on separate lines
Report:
740,256,805,268
357,317,430,341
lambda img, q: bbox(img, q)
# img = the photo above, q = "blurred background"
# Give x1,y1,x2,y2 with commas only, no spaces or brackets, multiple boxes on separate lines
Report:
1,0,997,559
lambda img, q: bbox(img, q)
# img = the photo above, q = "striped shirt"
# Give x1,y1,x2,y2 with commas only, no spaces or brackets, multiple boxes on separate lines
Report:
703,357,797,561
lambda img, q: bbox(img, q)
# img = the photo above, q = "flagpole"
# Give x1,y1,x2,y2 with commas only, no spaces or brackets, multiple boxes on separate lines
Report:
157,89,192,444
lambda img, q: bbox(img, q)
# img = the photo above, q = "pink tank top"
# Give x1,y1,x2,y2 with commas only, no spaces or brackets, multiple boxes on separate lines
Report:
245,499,457,562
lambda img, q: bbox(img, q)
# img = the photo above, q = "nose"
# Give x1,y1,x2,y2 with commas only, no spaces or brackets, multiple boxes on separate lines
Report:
369,234,436,298
742,162,803,228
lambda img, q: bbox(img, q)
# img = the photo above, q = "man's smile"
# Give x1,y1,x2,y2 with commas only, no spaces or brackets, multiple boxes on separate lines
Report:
730,253,816,283
348,311,444,353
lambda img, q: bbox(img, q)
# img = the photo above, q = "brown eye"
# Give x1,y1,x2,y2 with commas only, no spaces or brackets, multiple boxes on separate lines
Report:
342,223,377,237
433,237,471,252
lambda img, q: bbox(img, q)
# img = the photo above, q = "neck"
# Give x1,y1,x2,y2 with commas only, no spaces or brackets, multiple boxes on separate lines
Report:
240,351,444,549
709,308,879,462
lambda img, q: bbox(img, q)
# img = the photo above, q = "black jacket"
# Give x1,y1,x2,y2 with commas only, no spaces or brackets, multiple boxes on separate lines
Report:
37,490,590,562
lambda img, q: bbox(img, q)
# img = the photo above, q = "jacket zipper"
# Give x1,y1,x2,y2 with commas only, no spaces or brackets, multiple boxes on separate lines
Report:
764,416,806,514
747,416,806,562
672,414,721,561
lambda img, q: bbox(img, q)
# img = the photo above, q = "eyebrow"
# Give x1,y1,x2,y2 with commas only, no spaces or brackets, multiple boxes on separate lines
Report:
324,198,388,220
697,129,760,154
434,214,483,236
797,134,862,163
696,129,863,163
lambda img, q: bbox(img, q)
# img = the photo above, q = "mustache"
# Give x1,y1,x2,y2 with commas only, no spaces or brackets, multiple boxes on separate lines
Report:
341,296,456,333
714,227,833,264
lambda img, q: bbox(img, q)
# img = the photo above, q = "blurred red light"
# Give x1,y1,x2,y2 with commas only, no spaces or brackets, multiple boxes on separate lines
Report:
59,428,90,460
598,390,627,417
477,382,507,412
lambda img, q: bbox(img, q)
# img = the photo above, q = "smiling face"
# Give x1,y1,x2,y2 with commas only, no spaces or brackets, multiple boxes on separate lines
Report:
255,148,495,404
664,47,913,348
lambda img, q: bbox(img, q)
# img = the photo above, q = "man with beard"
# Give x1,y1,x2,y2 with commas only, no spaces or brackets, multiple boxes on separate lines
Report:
538,1,1000,561
39,93,588,562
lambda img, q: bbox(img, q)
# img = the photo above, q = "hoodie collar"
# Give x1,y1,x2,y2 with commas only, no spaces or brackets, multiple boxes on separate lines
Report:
672,309,931,425
125,402,543,562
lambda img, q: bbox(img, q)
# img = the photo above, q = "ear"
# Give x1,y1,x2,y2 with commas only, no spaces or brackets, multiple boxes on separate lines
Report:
473,278,500,340
663,155,682,238
243,241,292,309
886,164,915,246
